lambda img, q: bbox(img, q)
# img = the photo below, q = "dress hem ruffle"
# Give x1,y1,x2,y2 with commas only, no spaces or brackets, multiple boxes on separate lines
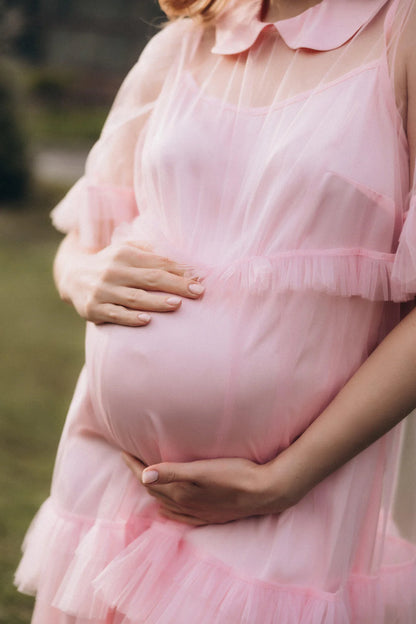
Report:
14,498,416,624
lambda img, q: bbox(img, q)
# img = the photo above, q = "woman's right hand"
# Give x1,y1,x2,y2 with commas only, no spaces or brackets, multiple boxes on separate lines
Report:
54,232,205,326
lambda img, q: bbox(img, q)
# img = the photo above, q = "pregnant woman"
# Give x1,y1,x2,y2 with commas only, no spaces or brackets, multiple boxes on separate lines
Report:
15,0,416,621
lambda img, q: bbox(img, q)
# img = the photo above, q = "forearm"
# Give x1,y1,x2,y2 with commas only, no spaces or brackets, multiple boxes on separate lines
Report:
264,307,416,508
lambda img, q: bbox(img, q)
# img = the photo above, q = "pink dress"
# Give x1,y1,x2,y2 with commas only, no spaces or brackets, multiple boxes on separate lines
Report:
15,0,416,622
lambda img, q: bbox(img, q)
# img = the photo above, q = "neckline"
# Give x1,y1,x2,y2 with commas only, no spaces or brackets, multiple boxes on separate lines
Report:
260,0,325,24
211,0,391,55
183,60,381,117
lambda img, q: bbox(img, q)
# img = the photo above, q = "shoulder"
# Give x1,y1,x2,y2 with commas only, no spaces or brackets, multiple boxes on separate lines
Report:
139,18,200,67
112,18,199,109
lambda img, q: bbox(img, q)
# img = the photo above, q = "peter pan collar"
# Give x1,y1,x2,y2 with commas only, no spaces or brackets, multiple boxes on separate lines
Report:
212,0,390,55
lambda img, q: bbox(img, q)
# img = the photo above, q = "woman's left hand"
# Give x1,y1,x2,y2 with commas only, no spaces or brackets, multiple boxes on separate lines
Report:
122,453,288,526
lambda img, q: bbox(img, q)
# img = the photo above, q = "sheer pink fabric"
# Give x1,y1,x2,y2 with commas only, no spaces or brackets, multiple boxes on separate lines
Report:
16,0,416,622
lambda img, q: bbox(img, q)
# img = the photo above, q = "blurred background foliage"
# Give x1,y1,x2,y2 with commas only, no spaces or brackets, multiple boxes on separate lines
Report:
0,2,163,622
0,0,164,198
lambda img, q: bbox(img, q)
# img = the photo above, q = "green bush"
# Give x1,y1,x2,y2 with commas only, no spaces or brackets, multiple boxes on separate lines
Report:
28,67,74,108
0,61,30,202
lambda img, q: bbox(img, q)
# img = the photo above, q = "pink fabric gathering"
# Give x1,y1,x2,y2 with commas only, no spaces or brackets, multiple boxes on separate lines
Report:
16,0,416,622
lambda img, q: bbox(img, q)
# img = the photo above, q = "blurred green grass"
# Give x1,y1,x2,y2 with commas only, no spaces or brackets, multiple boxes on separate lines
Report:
0,185,85,623
29,106,108,148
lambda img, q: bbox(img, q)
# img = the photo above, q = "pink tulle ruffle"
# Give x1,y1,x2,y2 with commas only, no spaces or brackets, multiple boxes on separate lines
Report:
14,498,416,624
204,248,402,301
51,183,416,304
109,199,416,303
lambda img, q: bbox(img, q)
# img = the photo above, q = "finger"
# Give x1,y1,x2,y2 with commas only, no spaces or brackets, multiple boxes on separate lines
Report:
147,491,187,513
145,488,175,503
125,242,198,278
125,240,154,253
122,457,188,507
108,286,184,313
157,507,207,526
121,268,205,300
95,304,152,327
142,462,202,486
144,481,201,510
122,452,147,479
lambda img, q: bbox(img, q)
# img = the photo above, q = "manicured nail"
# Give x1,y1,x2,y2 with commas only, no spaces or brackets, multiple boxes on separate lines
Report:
188,283,205,295
166,296,181,306
138,313,151,322
142,470,159,484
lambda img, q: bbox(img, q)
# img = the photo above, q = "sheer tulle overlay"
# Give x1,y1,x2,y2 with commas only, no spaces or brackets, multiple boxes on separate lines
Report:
15,0,416,622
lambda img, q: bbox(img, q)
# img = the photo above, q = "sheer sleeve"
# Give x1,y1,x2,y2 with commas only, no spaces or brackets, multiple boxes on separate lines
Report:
50,20,186,250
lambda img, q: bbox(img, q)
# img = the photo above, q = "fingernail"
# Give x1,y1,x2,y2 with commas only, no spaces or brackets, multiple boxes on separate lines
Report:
138,313,151,322
166,296,181,306
188,283,205,295
142,469,159,484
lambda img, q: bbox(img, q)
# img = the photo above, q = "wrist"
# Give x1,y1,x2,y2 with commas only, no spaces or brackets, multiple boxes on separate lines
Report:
253,447,312,515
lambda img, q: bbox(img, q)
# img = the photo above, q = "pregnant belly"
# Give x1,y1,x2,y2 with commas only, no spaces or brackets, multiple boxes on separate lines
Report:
85,290,380,466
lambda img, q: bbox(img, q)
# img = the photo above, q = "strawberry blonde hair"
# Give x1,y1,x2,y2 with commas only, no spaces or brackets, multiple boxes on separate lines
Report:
158,0,231,23
159,0,270,23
